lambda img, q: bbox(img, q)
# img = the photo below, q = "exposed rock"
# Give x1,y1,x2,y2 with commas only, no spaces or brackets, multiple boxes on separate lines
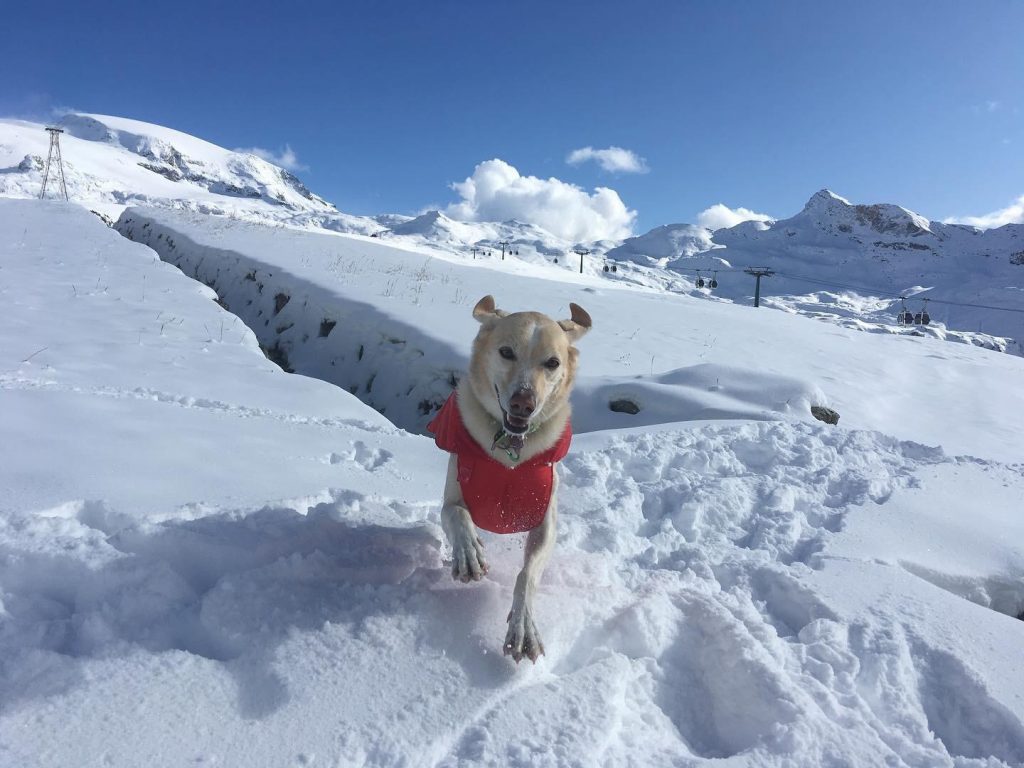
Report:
18,154,43,172
90,210,114,227
811,405,840,425
138,162,183,181
609,398,641,415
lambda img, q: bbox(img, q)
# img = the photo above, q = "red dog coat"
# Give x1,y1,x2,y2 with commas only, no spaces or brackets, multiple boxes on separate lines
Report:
427,393,572,534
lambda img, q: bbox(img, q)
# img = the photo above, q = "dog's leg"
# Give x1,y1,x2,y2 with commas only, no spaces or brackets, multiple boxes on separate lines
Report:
440,454,489,582
504,473,558,663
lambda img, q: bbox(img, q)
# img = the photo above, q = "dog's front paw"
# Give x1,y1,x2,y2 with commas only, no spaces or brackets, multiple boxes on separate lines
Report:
451,533,489,583
504,607,544,663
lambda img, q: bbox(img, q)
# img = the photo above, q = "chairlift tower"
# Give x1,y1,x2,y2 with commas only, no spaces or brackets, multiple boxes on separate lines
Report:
743,267,774,307
497,240,514,261
572,247,591,275
39,127,69,201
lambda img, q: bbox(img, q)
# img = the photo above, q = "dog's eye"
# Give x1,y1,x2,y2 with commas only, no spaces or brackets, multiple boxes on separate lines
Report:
544,357,560,370
499,346,516,361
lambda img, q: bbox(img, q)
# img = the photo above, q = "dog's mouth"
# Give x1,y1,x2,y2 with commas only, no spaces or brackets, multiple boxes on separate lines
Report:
495,385,532,435
502,412,530,435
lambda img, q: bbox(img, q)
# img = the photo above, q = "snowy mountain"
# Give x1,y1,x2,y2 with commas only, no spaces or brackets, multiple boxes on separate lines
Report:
605,222,718,267
4,198,1024,766
0,115,579,258
707,190,1024,351
385,209,572,260
2,114,1021,353
612,190,1022,353
0,113,337,221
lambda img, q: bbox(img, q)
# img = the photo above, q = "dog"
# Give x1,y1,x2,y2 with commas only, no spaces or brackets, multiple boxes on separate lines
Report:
428,295,592,663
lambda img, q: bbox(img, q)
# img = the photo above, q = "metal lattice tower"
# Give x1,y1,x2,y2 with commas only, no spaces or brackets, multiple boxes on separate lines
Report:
39,127,69,201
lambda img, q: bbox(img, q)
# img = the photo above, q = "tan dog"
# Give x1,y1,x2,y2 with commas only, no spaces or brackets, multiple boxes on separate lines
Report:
429,295,591,662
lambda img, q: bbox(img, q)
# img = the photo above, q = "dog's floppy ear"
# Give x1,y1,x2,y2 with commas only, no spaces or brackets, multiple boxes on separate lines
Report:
558,302,592,342
472,295,507,326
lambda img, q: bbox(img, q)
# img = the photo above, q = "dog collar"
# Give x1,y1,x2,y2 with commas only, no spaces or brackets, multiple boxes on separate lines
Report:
492,384,541,462
491,423,540,463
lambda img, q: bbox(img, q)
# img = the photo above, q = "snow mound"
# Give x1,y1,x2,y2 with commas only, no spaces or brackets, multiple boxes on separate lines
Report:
572,363,824,432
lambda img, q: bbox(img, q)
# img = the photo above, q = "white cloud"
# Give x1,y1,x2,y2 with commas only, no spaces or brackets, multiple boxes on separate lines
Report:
566,146,648,174
446,158,636,242
943,195,1024,229
235,144,307,172
695,203,774,231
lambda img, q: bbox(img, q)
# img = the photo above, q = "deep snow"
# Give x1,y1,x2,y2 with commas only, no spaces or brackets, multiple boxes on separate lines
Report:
2,199,1024,767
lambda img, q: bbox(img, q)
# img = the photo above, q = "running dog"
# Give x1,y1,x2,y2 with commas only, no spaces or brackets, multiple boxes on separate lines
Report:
428,295,592,662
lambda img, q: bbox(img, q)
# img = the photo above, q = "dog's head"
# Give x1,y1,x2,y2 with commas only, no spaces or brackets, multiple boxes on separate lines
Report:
467,295,591,435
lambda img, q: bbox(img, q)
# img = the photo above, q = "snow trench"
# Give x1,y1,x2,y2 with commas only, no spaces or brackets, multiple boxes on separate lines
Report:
112,212,829,438
115,212,460,433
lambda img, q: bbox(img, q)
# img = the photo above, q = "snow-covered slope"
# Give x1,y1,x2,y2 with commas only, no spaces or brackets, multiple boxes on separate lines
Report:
4,199,1024,766
0,113,338,221
116,206,1024,463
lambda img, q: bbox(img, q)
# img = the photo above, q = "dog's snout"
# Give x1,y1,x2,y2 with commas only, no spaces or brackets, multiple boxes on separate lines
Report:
508,388,536,417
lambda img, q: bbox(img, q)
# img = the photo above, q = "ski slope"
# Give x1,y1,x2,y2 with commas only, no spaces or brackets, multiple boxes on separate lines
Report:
2,199,1024,767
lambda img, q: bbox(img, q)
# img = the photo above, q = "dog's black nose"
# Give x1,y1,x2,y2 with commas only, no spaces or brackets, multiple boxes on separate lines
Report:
508,389,536,417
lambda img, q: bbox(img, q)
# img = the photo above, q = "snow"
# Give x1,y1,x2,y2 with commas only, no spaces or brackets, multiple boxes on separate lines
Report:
2,126,1024,765
2,199,1024,768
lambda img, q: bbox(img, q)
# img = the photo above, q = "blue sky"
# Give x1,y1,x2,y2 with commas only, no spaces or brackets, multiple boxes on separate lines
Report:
4,0,1022,234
